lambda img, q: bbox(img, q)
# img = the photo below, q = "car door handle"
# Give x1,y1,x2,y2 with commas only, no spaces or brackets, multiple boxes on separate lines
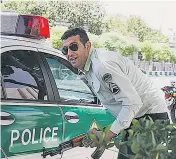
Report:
64,112,80,123
65,115,79,120
1,112,15,125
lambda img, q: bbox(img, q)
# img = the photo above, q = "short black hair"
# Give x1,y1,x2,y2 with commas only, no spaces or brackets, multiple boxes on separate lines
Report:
61,27,89,46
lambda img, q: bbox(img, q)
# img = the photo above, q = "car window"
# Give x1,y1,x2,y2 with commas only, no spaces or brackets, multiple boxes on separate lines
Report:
45,56,98,104
1,50,48,100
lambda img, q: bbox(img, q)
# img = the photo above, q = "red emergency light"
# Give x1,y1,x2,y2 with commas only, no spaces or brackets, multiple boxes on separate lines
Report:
1,12,50,39
16,15,50,39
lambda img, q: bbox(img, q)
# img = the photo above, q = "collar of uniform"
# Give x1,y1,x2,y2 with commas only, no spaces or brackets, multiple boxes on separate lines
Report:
83,48,94,72
78,69,85,75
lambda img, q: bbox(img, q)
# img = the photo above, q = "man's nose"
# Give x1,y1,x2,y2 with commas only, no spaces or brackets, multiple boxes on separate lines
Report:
67,49,74,57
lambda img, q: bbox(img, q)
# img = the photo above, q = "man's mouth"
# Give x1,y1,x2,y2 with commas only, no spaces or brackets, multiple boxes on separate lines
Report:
69,57,77,64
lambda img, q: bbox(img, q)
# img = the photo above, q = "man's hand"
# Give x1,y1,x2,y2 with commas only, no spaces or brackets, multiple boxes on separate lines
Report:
81,128,105,148
81,124,117,148
104,130,117,144
90,128,105,147
90,128,117,146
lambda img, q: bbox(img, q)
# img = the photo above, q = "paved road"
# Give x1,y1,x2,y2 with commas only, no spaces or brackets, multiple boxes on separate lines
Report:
60,146,118,159
150,76,176,89
11,146,118,159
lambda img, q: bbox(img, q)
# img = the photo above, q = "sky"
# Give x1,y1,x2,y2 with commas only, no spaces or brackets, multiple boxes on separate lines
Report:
100,0,176,35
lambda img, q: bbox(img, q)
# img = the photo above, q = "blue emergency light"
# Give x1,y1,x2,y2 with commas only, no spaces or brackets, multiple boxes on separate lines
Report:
1,11,50,39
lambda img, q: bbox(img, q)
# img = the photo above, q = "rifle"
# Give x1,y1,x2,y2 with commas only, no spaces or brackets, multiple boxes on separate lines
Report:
41,133,106,159
41,122,124,159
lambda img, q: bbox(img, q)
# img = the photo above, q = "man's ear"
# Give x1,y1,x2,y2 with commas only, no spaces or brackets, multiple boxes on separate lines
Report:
85,41,91,51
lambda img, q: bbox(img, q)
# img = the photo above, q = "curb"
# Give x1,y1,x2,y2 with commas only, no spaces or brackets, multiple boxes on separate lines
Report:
143,71,176,76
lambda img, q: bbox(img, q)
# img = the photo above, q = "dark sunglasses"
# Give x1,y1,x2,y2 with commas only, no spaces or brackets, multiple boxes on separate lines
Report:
62,42,79,55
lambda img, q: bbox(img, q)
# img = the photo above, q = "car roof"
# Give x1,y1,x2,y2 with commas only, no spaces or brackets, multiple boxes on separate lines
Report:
0,35,67,60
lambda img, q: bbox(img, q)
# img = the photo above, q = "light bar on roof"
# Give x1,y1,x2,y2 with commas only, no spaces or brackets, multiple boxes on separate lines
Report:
1,12,50,39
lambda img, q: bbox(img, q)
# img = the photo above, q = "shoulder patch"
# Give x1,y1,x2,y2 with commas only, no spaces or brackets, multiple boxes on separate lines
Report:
109,82,120,94
102,73,112,83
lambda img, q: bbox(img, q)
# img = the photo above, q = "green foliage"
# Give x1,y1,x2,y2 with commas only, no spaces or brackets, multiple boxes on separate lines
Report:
100,32,127,52
140,41,154,61
103,36,126,51
50,26,67,49
169,53,176,63
119,44,138,56
144,30,168,43
126,16,168,43
104,15,128,35
1,0,105,35
105,15,168,43
153,45,176,62
126,16,149,42
125,117,176,159
54,0,105,35
100,32,138,56
1,0,47,16
88,33,103,48
1,0,172,61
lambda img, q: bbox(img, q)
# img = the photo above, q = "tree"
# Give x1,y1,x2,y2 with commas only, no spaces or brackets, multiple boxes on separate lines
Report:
88,33,103,48
140,41,154,61
169,53,176,63
1,0,105,35
50,26,67,49
144,30,168,43
126,16,168,43
59,1,105,35
103,15,128,35
101,32,127,51
154,45,174,62
120,44,138,56
126,16,149,42
1,0,47,16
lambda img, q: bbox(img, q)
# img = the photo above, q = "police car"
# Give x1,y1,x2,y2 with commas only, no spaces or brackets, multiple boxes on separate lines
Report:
1,12,115,158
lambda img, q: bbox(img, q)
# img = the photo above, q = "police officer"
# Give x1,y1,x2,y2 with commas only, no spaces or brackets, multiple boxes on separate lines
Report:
61,27,169,159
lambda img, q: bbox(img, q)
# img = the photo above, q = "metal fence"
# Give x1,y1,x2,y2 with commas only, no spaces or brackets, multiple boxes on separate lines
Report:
133,61,176,76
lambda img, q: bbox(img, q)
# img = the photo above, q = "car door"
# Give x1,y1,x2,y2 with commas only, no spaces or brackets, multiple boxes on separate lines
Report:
1,47,63,158
38,49,116,142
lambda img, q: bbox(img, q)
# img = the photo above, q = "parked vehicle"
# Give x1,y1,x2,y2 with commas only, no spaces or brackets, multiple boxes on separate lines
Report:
0,12,115,159
161,83,176,123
